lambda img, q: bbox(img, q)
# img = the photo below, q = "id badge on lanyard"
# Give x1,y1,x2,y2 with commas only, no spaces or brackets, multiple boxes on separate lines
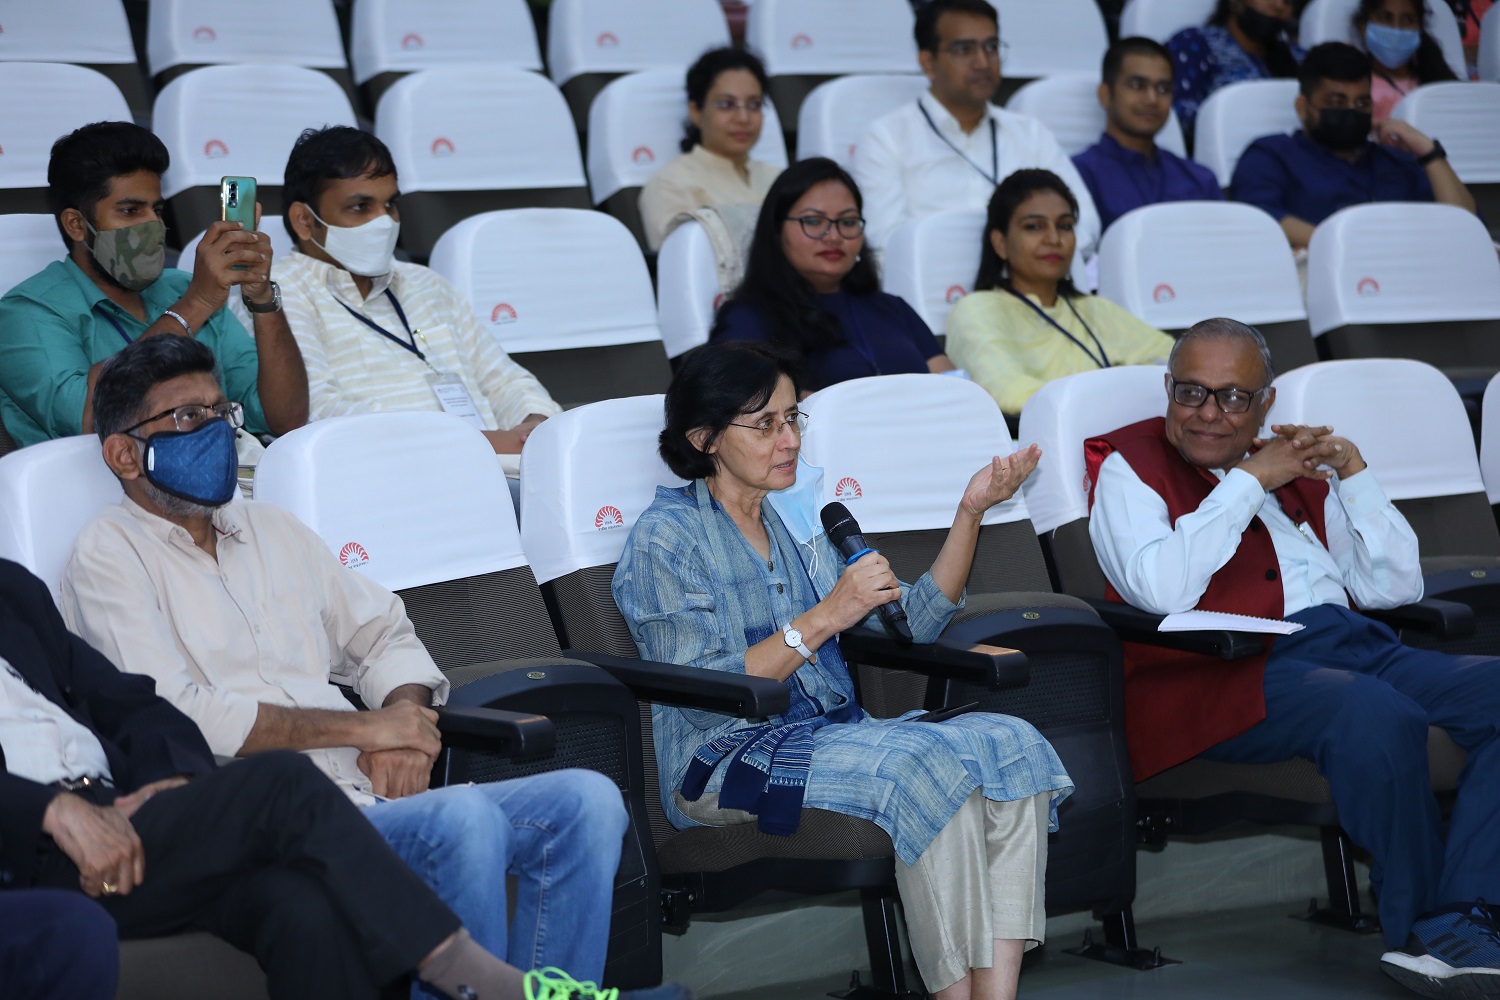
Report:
425,371,485,429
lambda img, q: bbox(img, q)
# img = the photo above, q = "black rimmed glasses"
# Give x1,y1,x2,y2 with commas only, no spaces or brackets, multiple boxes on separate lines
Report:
786,215,865,240
123,401,245,435
1169,379,1268,414
727,411,809,439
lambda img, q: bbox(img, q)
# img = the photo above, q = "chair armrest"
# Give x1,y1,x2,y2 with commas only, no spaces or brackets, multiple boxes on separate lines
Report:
436,705,555,758
1083,598,1266,660
838,626,1030,689
563,649,791,721
1362,598,1475,640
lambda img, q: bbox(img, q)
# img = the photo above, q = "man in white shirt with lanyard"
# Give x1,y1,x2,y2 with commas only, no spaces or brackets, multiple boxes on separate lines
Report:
850,0,1099,261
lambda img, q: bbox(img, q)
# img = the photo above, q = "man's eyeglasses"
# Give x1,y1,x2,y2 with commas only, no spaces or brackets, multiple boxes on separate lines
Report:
786,215,866,240
1169,379,1268,414
708,98,764,113
124,401,245,436
942,37,1006,60
727,411,809,439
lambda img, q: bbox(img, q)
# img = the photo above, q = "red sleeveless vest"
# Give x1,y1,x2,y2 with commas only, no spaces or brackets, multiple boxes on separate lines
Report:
1085,418,1333,780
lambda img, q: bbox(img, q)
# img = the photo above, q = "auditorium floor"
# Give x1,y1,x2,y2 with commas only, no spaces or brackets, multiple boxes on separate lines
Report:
706,901,1415,999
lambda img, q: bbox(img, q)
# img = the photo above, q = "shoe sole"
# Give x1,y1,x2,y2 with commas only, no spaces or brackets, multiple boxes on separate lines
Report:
1382,953,1500,1000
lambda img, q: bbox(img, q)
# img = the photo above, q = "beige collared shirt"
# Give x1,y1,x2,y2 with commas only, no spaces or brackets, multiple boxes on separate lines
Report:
638,145,782,252
61,496,449,803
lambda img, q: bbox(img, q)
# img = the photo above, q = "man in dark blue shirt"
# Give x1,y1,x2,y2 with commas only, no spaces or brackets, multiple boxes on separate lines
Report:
1073,37,1224,233
1231,42,1475,249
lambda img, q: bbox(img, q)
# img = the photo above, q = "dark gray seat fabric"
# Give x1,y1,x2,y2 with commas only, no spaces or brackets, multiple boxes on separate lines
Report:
118,933,268,1000
514,342,673,411
396,188,592,262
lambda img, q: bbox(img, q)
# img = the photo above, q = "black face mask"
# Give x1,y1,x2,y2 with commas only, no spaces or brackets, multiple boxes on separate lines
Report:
1308,107,1373,151
1235,5,1290,46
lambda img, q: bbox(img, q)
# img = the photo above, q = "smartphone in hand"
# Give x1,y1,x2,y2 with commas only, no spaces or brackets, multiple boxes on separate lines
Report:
219,176,257,270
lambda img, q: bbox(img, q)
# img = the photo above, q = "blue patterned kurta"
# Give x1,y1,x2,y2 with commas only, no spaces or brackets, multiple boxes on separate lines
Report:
1168,25,1305,135
612,480,1073,865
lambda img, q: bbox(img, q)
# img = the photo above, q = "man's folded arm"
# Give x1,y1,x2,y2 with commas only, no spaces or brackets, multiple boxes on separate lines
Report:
1325,470,1426,610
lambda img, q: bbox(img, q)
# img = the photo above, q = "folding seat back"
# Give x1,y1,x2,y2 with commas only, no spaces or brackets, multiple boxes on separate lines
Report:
1482,4,1500,82
0,1,146,117
656,221,722,361
1300,0,1467,78
546,0,730,134
0,437,122,602
586,69,788,248
1096,201,1316,371
880,210,986,342
153,65,358,249
253,410,662,989
0,64,132,214
349,0,542,110
794,73,930,166
1005,73,1187,158
1117,0,1218,42
991,0,1110,102
146,0,350,91
1193,79,1301,187
745,0,918,135
375,68,591,259
1392,82,1500,240
428,209,671,408
1306,203,1500,384
0,214,65,299
177,216,295,276
1485,373,1500,508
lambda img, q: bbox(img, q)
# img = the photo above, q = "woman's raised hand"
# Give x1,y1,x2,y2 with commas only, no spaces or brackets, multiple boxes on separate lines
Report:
960,445,1041,520
819,551,903,634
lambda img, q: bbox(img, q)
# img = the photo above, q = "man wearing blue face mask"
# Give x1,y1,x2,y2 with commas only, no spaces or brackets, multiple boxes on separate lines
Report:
0,122,309,451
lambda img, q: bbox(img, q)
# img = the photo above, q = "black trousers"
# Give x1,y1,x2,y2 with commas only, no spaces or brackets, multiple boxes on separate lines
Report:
31,752,462,1000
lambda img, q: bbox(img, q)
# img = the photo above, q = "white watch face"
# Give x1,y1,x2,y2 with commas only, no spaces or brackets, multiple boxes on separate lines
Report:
784,627,803,647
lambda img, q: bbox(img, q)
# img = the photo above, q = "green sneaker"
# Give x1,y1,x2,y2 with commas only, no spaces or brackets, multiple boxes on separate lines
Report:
523,968,693,1000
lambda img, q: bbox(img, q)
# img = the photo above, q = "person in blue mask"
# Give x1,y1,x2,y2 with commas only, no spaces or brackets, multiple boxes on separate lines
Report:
1353,0,1458,124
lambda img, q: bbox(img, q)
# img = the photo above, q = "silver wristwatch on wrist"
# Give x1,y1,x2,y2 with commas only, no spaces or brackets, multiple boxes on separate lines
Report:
243,280,282,314
782,623,815,663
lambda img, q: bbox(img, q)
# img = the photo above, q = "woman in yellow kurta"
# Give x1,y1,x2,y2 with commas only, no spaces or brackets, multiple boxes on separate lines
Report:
946,169,1173,416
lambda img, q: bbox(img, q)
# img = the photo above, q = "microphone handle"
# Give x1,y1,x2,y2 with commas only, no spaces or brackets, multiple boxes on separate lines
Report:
877,600,914,644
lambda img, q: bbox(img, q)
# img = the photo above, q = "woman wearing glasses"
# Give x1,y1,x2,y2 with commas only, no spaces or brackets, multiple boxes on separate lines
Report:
711,158,956,393
613,342,1069,1000
639,48,783,253
946,170,1172,418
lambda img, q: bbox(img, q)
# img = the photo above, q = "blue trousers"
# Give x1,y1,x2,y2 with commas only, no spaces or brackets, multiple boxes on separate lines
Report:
362,768,628,990
1201,604,1500,947
0,889,118,1000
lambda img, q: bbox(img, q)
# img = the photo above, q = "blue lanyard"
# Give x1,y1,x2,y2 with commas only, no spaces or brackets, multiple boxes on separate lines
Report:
917,99,998,186
339,290,424,361
100,310,134,347
1005,288,1112,369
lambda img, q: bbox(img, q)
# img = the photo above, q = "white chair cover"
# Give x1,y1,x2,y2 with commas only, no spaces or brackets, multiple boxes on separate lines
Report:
798,374,1028,532
992,0,1110,79
1481,4,1500,82
1272,359,1483,501
519,395,685,584
795,74,930,166
1300,0,1467,80
881,210,986,338
376,67,585,195
1118,0,1218,42
1005,73,1188,158
656,221,721,360
429,208,661,354
1305,203,1500,336
0,436,123,602
349,0,542,85
154,65,357,200
1192,79,1301,188
0,64,131,191
1391,82,1500,184
1482,373,1500,503
585,69,788,205
178,217,296,276
254,412,526,593
1017,365,1169,535
0,1,135,64
0,215,65,298
1097,201,1305,329
546,0,729,86
745,0,917,77
147,0,346,77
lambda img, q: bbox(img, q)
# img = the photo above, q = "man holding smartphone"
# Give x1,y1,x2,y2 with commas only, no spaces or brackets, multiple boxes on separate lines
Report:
0,121,309,450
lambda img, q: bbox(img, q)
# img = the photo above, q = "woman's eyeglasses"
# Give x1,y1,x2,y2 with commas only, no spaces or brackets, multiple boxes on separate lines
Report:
708,98,764,113
727,411,809,439
786,216,866,240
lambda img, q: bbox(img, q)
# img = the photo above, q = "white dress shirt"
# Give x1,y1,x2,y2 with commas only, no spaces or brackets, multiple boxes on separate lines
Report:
0,655,112,786
1089,451,1424,617
62,497,449,804
851,91,1101,256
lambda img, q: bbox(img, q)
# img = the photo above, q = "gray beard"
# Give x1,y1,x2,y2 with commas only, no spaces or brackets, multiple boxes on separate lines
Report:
141,477,220,519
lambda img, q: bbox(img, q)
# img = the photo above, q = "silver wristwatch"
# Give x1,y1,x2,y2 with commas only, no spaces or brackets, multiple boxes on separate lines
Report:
783,623,815,663
243,280,282,314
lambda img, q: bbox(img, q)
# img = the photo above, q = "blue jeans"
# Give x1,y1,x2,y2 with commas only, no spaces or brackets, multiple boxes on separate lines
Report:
362,768,628,988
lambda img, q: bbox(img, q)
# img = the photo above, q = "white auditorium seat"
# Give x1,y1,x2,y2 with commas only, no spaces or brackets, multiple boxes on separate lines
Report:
0,215,65,298
178,217,296,277
656,221,723,360
0,1,144,113
795,74,930,166
1482,373,1500,504
1300,0,1467,79
1481,3,1500,82
992,0,1110,84
1192,79,1300,187
1005,73,1187,158
1391,82,1500,238
146,0,347,80
881,210,987,339
1118,0,1217,43
0,64,132,212
350,0,542,103
0,436,123,602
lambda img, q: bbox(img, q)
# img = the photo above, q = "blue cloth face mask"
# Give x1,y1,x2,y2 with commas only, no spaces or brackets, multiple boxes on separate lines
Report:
1365,22,1422,69
134,418,240,507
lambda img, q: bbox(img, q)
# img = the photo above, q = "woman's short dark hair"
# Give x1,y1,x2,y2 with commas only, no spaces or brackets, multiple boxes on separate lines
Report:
681,48,770,154
1208,0,1301,79
974,168,1081,296
281,126,398,242
660,343,800,481
47,122,170,249
711,158,880,363
93,334,219,441
1353,0,1458,82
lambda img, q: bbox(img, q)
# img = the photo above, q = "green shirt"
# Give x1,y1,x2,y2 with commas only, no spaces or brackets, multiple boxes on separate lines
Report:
0,258,267,448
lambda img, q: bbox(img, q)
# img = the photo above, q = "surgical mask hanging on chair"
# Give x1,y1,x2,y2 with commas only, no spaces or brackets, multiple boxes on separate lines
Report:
310,210,400,277
86,219,167,292
1364,22,1423,69
136,418,241,507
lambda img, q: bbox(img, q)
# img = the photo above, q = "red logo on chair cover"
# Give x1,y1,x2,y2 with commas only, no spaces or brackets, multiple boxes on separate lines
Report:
791,33,814,49
1151,283,1175,303
339,542,370,568
401,33,424,50
595,506,624,530
631,146,655,164
430,137,455,157
193,26,217,43
945,285,967,303
848,143,858,160
596,31,619,48
834,477,862,499
712,293,724,311
491,303,518,324
203,139,229,159
1356,277,1381,296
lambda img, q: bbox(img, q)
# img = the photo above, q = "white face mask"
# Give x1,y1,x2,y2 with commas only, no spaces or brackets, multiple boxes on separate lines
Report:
309,209,400,277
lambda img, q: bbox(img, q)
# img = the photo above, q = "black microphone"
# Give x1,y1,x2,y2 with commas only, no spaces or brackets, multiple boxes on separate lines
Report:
820,501,913,644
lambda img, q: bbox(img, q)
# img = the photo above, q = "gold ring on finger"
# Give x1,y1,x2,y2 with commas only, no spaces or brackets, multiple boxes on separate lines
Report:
101,880,118,895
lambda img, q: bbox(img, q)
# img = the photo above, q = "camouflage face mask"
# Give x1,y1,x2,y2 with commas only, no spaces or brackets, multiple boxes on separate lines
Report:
85,218,167,292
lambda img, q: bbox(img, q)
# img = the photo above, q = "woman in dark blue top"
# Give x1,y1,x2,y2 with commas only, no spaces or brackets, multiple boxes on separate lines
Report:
710,158,954,393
